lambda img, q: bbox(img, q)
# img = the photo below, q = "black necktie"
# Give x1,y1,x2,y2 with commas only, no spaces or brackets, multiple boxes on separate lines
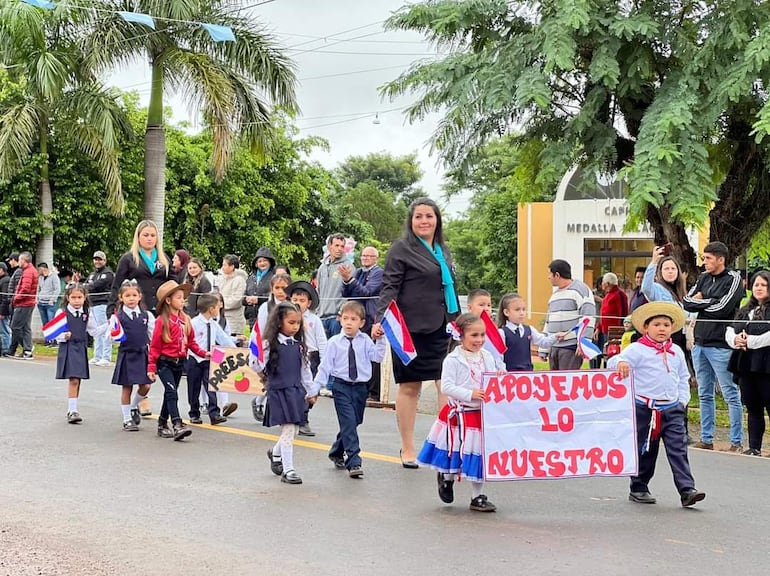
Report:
75,311,81,319
206,322,212,351
346,336,358,381
132,311,138,320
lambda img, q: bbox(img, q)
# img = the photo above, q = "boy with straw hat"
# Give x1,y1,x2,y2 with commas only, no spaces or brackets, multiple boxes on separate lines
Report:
607,302,706,507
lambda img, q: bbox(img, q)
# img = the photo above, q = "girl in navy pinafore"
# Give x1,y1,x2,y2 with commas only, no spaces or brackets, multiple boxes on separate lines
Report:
55,283,108,424
249,301,316,485
496,293,559,371
111,281,155,431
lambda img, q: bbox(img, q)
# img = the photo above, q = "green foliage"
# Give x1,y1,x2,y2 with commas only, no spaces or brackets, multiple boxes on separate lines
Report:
384,0,770,269
444,134,559,296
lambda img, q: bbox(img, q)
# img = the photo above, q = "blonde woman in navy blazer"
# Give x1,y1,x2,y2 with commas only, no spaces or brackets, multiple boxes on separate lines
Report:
372,198,460,468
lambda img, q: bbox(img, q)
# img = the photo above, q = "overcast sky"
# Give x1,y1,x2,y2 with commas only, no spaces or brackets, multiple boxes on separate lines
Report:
109,0,471,217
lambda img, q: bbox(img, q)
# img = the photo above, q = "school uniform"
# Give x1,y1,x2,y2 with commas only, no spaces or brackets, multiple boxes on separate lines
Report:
259,334,316,428
499,321,556,371
55,306,107,379
606,338,696,495
187,314,235,420
111,307,154,385
314,331,386,470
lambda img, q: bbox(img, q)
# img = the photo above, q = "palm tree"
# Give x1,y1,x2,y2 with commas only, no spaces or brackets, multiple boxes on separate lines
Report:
86,0,298,242
0,2,131,266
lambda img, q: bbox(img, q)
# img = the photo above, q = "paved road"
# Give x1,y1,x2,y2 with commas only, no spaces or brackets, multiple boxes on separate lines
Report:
0,357,767,575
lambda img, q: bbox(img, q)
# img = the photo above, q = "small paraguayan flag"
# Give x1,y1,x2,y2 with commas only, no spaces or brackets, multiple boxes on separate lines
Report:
480,309,507,356
118,12,156,29
571,316,602,360
381,300,417,365
22,0,55,9
248,323,264,363
109,314,126,342
200,23,235,42
42,310,69,340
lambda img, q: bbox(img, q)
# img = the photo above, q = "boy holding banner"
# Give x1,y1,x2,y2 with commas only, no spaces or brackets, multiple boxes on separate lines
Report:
607,302,706,507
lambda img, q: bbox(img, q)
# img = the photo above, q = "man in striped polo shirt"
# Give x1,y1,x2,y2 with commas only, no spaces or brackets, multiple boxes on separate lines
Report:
543,259,596,370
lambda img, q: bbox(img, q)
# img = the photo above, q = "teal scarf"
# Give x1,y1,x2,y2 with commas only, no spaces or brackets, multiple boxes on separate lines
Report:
140,248,158,273
417,237,458,314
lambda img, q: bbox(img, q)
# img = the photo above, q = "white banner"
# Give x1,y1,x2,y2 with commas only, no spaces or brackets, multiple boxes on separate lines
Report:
482,369,638,481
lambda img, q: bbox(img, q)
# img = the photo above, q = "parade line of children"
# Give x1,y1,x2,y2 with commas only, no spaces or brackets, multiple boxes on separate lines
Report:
51,279,706,511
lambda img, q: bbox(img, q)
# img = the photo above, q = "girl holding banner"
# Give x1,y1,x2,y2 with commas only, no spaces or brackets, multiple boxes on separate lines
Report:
418,313,505,512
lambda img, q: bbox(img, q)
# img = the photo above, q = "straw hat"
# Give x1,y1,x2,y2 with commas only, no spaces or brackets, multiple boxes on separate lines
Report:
155,280,192,314
631,302,686,333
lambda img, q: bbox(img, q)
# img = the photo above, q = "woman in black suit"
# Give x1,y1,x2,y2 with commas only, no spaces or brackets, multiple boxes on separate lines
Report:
108,220,175,416
372,198,460,467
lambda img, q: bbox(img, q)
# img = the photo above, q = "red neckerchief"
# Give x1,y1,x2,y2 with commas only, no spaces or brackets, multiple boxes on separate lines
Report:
638,334,674,372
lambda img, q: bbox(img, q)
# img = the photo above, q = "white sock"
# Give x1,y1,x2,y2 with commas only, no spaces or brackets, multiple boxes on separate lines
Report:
272,440,282,458
130,393,146,409
121,404,131,421
199,388,208,406
443,473,456,482
219,392,230,405
254,394,266,407
68,398,77,412
279,424,297,471
471,482,484,499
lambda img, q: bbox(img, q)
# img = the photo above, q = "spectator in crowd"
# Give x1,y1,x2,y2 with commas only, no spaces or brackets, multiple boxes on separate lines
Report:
543,259,596,370
243,247,276,329
316,233,348,339
683,241,744,451
629,266,648,312
726,270,770,456
218,254,247,337
84,251,115,365
595,272,628,367
341,246,383,402
0,262,10,354
172,249,190,281
36,262,60,345
8,252,38,359
182,257,211,317
6,253,20,314
372,198,460,468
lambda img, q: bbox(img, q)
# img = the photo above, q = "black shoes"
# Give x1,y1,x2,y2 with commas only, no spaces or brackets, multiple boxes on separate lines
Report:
189,416,203,424
252,397,264,422
298,424,315,437
348,466,364,479
469,495,496,512
437,473,454,503
329,454,346,470
267,449,283,476
743,448,762,456
222,402,238,417
122,420,139,432
172,422,192,441
680,488,706,507
67,411,82,424
281,470,302,484
400,450,419,469
157,423,174,439
629,491,657,504
210,415,228,425
130,408,141,426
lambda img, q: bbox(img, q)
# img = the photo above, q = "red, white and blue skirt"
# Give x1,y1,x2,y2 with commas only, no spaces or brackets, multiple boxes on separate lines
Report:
417,402,483,482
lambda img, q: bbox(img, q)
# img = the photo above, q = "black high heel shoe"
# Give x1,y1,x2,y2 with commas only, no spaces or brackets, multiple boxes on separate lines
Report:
400,449,419,469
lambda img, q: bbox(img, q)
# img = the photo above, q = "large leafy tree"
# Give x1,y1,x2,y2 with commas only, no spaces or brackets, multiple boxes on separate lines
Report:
0,2,131,265
383,0,770,276
86,0,299,242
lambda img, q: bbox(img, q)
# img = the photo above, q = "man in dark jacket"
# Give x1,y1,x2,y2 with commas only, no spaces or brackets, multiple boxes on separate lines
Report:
8,252,38,359
341,246,383,401
85,251,115,366
683,241,744,451
242,246,275,328
0,262,10,354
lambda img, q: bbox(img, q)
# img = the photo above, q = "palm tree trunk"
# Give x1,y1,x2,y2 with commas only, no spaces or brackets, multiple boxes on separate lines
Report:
37,120,53,266
144,61,167,244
